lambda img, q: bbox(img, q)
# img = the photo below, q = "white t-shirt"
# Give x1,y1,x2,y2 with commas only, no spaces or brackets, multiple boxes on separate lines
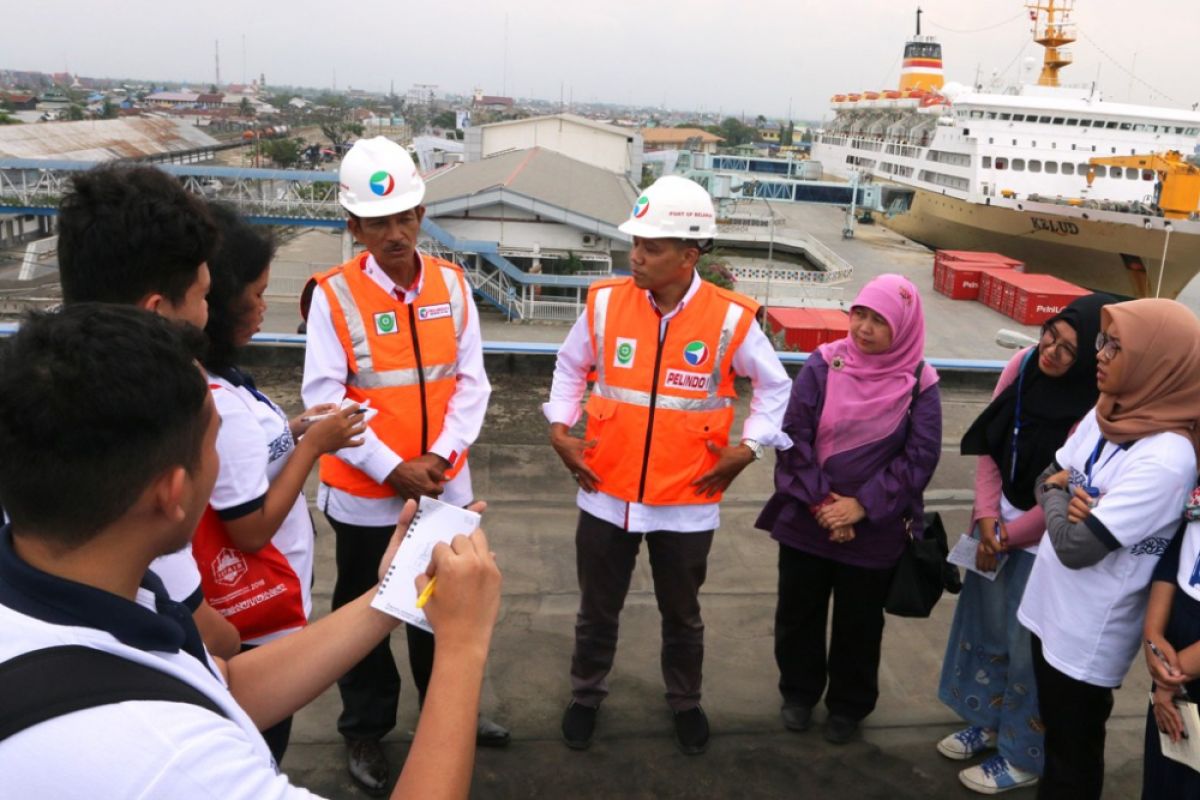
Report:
1174,521,1200,602
1018,409,1195,687
208,375,314,643
0,594,317,798
149,548,204,608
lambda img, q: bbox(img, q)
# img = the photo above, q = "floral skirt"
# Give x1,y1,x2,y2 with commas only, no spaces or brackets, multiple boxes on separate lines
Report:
938,546,1043,774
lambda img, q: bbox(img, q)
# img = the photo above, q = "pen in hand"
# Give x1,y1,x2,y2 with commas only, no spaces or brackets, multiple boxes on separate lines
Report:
415,576,437,609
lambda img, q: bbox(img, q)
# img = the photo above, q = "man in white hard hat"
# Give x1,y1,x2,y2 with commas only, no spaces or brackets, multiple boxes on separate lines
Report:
544,175,793,754
302,136,508,794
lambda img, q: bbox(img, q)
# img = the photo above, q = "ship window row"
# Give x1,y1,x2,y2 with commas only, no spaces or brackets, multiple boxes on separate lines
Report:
960,109,1198,135
904,43,941,58
986,156,1155,180
926,149,971,167
879,162,915,178
918,169,969,191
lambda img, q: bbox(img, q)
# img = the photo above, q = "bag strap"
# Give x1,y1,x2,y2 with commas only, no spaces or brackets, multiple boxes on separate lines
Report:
910,361,925,410
0,645,228,742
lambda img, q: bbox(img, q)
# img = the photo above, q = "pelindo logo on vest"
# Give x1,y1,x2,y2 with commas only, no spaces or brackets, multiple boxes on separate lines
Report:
369,171,395,197
684,341,708,366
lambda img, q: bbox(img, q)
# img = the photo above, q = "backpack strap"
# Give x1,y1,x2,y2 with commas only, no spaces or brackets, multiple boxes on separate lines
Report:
910,361,925,409
0,645,228,742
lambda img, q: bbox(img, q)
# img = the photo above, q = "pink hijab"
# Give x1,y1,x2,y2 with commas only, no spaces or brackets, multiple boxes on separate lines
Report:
814,274,940,465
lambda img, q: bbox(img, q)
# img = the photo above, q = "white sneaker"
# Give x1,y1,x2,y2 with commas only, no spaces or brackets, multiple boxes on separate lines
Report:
937,726,997,760
959,755,1039,795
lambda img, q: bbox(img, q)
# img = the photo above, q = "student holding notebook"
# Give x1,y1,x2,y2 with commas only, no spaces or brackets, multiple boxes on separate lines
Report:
1140,492,1200,798
1017,299,1200,800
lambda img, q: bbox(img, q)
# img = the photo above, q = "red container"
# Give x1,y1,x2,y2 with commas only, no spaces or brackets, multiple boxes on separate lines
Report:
977,269,1010,311
933,259,946,294
1009,275,1089,325
766,307,850,351
936,250,1025,270
940,262,1019,300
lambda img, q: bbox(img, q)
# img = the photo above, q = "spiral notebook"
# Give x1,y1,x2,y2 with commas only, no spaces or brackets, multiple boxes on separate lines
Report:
370,496,481,633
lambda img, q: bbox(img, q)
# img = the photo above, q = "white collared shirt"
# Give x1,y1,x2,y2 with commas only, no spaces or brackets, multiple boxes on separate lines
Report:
542,272,793,533
303,252,490,526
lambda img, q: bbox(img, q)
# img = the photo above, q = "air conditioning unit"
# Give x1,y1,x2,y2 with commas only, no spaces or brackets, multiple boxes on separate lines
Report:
581,234,599,246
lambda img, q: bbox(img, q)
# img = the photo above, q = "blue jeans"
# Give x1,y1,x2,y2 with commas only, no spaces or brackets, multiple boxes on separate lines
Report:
938,542,1043,774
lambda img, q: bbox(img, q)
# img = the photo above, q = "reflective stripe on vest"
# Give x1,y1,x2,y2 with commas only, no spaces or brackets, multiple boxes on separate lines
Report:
591,287,743,408
324,257,465,389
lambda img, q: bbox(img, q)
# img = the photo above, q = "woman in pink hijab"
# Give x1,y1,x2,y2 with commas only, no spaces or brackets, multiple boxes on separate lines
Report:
756,274,942,744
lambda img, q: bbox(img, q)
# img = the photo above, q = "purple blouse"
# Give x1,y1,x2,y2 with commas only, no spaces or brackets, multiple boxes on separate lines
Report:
755,350,943,569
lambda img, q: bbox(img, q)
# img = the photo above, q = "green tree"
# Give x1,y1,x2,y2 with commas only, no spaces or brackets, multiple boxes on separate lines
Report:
781,122,795,147
696,252,735,290
715,117,756,147
239,97,254,117
262,137,302,167
0,111,20,125
101,99,118,119
431,110,457,130
639,166,656,190
65,104,85,121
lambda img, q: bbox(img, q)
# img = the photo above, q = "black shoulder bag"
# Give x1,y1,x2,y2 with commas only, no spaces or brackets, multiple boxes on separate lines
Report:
884,363,956,618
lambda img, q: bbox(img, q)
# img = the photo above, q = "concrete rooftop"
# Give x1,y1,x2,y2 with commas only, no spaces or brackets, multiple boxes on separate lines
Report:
243,363,1150,800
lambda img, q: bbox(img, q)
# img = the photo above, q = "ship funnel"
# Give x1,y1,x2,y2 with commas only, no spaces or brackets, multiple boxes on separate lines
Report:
900,35,944,92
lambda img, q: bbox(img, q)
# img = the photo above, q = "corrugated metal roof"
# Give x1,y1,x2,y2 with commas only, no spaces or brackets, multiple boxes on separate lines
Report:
0,117,221,160
641,127,724,144
424,147,638,225
477,113,634,139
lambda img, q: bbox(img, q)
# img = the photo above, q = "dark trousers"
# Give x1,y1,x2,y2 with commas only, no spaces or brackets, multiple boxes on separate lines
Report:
570,510,714,712
328,515,436,741
774,544,893,721
1031,634,1113,800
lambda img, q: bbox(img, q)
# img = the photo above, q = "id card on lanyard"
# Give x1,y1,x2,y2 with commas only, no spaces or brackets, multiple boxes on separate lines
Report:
1083,435,1120,504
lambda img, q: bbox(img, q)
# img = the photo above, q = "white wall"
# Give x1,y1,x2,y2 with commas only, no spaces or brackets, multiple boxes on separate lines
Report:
477,118,640,178
436,217,623,255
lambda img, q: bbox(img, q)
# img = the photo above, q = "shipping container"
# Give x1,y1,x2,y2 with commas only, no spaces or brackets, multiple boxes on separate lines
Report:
766,307,849,352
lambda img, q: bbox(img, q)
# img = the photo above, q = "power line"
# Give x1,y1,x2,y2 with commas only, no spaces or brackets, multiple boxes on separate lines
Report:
925,11,1027,35
1076,29,1178,105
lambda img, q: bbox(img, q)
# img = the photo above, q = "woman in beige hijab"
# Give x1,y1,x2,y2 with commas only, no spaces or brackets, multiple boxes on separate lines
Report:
1015,298,1200,799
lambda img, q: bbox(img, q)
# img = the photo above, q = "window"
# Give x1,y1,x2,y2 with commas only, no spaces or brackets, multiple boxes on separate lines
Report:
1046,161,1059,174
1092,165,1106,177
983,156,993,168
1000,113,1012,121
1126,167,1138,179
1013,114,1025,122
1032,141,1037,147
1066,118,1079,126
1013,158,1026,171
1029,160,1043,173
1039,116,1051,123
1106,121,1118,129
987,112,997,119
1071,143,1077,150
1079,119,1092,127
970,110,984,119
1119,122,1132,130
995,157,1008,170
989,137,994,144
1143,169,1155,181
1013,139,1018,145
1052,117,1064,125
1134,124,1147,132
1078,162,1091,174
1062,162,1075,175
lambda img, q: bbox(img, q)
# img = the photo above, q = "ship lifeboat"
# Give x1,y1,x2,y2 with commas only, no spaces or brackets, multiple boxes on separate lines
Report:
883,90,901,99
920,92,947,108
832,94,847,103
847,93,862,103
863,91,881,100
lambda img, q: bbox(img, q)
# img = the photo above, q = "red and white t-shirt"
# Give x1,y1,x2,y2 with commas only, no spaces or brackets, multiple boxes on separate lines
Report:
205,374,314,644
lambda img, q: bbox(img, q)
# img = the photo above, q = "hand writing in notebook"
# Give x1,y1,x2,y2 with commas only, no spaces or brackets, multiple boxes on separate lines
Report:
416,523,501,654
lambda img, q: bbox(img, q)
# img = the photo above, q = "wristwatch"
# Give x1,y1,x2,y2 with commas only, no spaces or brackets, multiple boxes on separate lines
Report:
1039,482,1066,496
741,439,764,460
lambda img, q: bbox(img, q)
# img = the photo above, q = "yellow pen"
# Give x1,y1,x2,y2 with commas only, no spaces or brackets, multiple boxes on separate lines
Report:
415,576,437,609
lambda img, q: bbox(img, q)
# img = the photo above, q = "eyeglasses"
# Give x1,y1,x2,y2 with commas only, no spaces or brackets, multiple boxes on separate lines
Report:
1095,332,1122,359
1039,323,1077,363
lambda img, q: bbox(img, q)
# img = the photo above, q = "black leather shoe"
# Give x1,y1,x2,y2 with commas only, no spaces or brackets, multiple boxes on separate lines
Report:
476,714,511,748
824,714,859,745
781,704,813,732
673,706,710,755
346,738,389,796
561,701,598,750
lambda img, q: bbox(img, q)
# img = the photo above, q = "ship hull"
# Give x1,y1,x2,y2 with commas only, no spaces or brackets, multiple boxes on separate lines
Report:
882,190,1200,298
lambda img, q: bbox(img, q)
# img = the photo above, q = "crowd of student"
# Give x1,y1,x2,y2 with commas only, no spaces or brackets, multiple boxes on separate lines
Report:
0,139,1199,800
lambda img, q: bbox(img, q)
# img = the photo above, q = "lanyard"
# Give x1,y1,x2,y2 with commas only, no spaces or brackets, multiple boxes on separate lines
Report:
1008,349,1035,483
1084,435,1120,488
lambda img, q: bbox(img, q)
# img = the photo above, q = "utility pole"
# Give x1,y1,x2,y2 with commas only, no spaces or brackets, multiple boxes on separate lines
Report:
214,40,220,89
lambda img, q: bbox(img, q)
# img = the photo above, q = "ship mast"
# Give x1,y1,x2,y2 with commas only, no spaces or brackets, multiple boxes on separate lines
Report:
1025,0,1076,87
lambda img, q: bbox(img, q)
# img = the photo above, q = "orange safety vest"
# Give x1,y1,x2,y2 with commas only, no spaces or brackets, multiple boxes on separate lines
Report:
582,276,759,505
316,252,470,498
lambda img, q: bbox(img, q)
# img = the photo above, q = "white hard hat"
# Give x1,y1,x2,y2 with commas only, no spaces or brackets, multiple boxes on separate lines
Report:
618,175,718,240
338,136,426,217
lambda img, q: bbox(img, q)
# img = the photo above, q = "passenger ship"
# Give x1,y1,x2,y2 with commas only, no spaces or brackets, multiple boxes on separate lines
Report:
811,1,1200,298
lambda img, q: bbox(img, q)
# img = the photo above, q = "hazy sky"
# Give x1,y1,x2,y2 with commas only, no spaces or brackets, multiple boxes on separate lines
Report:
7,0,1198,120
